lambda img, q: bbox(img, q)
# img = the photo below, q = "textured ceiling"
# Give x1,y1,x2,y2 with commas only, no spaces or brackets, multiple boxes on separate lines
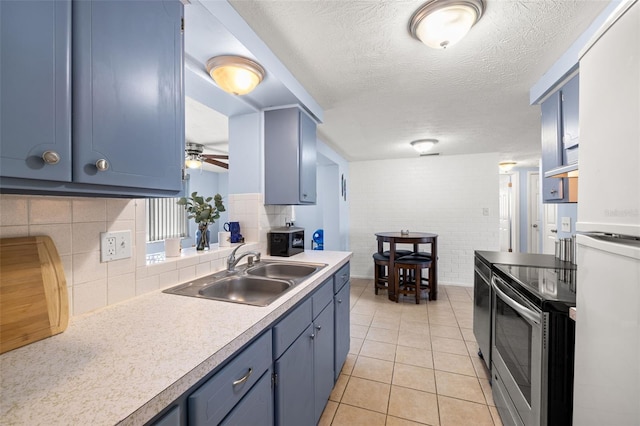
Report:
223,0,608,167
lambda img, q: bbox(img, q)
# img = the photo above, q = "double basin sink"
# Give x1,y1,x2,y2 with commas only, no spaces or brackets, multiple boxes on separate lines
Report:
163,260,326,306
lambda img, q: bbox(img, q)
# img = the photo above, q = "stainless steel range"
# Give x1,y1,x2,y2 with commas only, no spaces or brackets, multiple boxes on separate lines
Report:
491,264,576,426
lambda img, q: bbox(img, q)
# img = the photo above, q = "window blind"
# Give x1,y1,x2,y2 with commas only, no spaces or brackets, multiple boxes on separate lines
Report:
146,198,187,242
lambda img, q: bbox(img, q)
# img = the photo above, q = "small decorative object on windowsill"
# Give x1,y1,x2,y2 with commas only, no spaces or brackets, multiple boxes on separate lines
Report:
177,192,225,251
401,229,410,235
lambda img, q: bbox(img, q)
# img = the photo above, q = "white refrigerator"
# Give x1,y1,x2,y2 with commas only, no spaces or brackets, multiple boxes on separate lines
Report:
573,0,640,425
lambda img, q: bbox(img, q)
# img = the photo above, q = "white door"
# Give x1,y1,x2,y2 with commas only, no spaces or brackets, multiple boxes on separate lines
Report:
528,172,541,253
499,174,512,252
543,203,558,254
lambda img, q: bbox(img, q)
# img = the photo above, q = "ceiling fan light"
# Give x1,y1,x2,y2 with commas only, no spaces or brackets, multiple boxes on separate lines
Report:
206,56,265,95
410,0,484,49
185,142,204,169
411,139,439,154
185,157,202,169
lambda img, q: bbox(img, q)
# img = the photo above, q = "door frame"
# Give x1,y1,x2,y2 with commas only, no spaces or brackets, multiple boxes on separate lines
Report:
527,171,541,253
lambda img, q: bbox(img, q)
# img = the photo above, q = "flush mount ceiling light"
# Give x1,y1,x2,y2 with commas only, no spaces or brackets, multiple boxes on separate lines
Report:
185,142,204,169
411,139,439,154
499,161,517,173
205,55,265,96
409,0,484,49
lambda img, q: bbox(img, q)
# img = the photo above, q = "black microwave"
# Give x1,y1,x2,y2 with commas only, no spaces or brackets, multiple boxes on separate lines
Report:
268,227,304,257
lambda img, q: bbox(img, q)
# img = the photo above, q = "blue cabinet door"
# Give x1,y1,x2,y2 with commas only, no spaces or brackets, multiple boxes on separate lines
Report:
541,91,565,202
0,0,72,181
561,74,579,151
314,302,335,423
274,323,314,426
334,281,351,381
265,107,317,205
299,110,317,203
72,0,184,191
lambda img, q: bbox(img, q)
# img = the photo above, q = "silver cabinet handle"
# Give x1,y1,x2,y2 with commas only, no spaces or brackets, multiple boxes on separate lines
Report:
310,333,315,339
532,224,538,228
551,229,558,233
232,368,252,386
315,325,322,331
42,151,61,165
337,299,343,304
550,189,558,194
95,159,109,171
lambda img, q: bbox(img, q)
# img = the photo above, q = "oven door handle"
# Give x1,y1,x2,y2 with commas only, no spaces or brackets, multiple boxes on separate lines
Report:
491,276,541,326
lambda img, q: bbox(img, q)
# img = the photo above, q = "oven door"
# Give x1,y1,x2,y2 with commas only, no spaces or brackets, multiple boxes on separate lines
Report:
491,274,543,426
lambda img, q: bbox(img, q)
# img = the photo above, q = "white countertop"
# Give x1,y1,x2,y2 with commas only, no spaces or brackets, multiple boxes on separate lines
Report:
0,251,351,426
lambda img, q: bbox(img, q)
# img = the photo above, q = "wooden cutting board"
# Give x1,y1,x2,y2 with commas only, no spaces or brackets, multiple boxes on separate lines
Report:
0,236,69,354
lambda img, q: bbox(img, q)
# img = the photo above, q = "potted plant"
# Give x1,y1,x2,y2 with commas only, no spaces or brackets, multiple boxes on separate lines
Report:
177,192,225,250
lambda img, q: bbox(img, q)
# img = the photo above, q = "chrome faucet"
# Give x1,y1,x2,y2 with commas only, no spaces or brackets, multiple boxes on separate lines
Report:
227,243,261,271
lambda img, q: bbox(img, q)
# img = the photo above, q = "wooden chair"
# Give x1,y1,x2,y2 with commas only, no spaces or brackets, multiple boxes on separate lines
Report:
394,255,433,304
373,252,390,294
372,250,412,294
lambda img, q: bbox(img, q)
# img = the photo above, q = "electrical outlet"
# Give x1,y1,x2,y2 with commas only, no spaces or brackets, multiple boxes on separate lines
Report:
101,230,132,262
482,208,490,216
106,237,116,256
561,217,571,233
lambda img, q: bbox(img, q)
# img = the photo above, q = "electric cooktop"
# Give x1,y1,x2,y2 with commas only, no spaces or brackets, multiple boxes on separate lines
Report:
493,264,576,313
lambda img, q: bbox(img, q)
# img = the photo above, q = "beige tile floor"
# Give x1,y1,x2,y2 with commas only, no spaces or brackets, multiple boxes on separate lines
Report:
319,278,503,426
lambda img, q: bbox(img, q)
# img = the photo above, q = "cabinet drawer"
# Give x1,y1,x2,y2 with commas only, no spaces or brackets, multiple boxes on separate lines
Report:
312,278,333,319
188,330,272,426
333,263,350,293
273,298,312,359
221,368,273,426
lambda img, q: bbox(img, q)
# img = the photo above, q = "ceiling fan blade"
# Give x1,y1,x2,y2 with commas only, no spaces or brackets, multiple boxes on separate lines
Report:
203,157,229,169
202,154,229,160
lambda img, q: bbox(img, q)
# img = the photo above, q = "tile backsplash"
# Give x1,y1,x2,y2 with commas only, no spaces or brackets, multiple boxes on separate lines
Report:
0,193,292,317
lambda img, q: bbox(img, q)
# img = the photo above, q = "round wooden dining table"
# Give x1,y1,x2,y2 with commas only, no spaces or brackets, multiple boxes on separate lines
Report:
375,232,438,301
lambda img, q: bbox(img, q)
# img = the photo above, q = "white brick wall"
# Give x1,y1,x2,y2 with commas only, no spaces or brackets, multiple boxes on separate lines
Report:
348,153,500,286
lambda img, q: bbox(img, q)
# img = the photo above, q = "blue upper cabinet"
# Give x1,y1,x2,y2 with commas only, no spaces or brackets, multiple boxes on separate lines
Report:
0,0,72,182
0,0,184,197
72,1,183,191
561,74,579,161
264,107,317,205
541,74,579,203
541,91,565,202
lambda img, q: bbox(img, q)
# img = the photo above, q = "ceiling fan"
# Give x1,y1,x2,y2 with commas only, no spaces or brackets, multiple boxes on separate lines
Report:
185,142,228,170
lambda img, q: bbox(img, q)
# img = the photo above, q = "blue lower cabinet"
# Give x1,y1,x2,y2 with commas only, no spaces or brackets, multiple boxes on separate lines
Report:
151,406,181,426
274,323,315,426
221,369,274,426
188,331,272,426
147,262,351,426
314,303,335,423
334,281,350,381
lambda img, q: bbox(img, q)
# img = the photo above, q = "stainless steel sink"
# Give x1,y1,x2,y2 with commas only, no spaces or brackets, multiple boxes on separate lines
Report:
163,260,326,306
246,262,323,281
198,276,292,306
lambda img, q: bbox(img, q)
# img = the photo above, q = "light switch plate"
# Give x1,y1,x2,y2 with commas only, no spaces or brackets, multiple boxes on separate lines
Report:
561,217,571,232
101,230,132,262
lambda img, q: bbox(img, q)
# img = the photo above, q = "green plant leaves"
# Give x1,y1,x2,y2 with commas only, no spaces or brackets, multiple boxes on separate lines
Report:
176,191,226,225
